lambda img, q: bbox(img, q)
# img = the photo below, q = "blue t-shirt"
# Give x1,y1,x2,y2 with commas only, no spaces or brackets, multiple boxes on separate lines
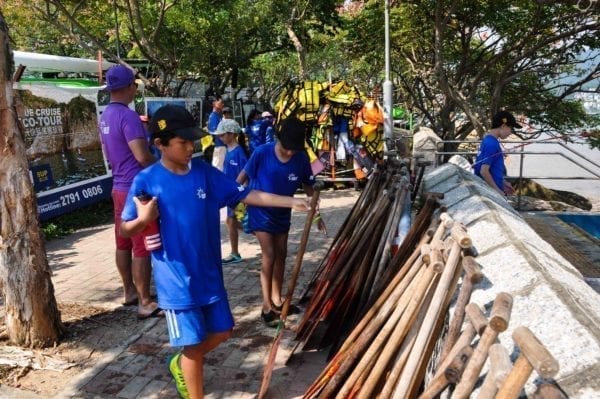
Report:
244,142,314,233
121,158,250,309
208,111,224,147
474,134,505,191
259,120,275,146
247,119,275,154
223,145,248,182
246,119,262,154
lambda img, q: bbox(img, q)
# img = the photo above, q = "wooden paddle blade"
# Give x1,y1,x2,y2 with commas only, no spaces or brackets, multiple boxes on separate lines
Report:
258,332,283,399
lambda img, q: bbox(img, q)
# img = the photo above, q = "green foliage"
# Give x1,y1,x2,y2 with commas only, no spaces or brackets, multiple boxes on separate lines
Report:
40,199,113,241
3,0,598,149
343,0,599,147
5,0,343,97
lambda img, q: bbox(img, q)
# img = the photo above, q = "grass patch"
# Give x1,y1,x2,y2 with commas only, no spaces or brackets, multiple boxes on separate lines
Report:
41,199,114,240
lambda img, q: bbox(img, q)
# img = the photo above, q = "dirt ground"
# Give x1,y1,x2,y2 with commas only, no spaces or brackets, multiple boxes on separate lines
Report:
0,302,139,397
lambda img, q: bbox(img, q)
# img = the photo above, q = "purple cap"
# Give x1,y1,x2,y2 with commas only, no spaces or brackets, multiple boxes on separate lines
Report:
106,65,135,91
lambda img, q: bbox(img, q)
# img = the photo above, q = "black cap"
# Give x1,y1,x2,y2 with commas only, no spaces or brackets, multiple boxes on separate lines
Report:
492,111,522,129
149,105,206,140
278,117,306,151
223,106,232,114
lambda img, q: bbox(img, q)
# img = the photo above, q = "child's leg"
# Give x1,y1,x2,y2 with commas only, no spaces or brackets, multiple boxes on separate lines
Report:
270,232,289,306
166,300,234,398
255,231,276,313
181,331,231,398
225,216,239,255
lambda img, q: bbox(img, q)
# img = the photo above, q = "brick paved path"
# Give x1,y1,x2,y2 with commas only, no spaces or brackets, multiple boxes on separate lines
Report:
36,189,359,399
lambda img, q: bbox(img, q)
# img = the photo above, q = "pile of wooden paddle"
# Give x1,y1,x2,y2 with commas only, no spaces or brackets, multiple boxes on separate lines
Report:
299,208,561,398
293,164,440,360
300,207,472,398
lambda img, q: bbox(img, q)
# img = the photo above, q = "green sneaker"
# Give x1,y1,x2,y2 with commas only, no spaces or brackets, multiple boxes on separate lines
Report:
168,352,190,399
222,253,243,264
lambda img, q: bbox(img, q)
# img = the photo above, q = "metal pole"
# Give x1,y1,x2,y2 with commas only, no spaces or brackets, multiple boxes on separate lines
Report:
518,151,524,211
383,0,393,140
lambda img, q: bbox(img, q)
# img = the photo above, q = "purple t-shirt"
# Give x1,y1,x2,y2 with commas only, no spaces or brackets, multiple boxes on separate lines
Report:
99,102,147,192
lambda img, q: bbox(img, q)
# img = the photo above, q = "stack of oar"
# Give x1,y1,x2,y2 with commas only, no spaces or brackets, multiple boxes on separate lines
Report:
302,211,474,398
295,162,440,359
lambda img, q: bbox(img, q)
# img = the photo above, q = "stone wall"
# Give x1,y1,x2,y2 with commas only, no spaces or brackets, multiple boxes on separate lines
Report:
423,163,600,398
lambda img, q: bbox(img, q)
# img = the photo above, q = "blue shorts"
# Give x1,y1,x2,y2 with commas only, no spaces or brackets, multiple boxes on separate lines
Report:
164,299,234,347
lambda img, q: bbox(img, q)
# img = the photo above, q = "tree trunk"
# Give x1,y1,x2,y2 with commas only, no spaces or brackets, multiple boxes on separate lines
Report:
0,12,63,348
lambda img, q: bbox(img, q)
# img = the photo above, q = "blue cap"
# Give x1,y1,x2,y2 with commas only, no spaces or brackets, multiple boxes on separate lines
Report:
106,65,135,91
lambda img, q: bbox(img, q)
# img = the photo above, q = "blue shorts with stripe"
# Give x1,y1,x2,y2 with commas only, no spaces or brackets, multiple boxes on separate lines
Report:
164,299,234,347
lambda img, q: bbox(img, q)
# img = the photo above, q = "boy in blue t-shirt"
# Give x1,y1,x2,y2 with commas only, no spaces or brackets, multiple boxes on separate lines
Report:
119,105,310,399
237,117,327,327
474,110,521,197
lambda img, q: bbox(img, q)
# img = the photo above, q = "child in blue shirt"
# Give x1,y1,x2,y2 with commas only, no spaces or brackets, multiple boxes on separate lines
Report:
237,117,326,327
474,110,521,197
212,118,248,264
119,105,310,399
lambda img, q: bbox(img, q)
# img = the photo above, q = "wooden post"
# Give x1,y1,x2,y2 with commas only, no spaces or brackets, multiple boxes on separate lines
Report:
418,346,474,399
439,256,483,363
391,240,463,399
451,224,472,248
477,343,512,399
452,292,513,399
496,326,559,399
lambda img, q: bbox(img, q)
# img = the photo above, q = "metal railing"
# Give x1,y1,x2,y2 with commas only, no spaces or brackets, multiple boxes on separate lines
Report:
435,139,600,210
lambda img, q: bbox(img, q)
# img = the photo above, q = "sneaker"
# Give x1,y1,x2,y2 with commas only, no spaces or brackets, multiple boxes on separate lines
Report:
168,352,190,399
222,253,243,264
261,309,280,328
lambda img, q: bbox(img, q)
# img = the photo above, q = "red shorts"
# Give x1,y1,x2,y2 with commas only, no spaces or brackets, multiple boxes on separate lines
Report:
112,190,149,258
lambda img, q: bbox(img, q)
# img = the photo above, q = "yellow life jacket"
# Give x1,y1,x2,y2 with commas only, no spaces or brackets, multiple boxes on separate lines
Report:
294,81,325,122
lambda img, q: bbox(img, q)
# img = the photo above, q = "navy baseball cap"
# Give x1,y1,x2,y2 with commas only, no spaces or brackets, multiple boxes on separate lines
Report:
105,65,135,91
149,105,206,140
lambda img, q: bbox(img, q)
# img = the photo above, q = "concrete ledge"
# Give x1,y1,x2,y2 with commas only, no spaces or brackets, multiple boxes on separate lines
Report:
423,163,600,398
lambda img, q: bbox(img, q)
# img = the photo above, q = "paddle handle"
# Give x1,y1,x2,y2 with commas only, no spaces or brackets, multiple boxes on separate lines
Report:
281,184,323,321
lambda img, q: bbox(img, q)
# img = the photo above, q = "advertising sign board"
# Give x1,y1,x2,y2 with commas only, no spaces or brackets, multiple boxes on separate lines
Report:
15,81,112,221
15,79,203,221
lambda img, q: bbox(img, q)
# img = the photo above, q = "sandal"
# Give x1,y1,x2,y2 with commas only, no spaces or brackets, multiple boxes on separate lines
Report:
261,309,280,328
271,301,301,315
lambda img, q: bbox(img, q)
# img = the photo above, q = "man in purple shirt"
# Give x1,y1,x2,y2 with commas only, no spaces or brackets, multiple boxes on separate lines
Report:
99,65,160,319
